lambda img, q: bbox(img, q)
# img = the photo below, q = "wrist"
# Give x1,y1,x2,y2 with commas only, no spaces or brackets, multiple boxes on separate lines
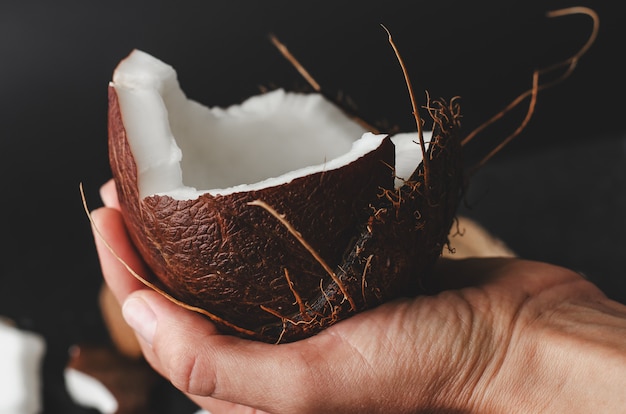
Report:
480,296,626,413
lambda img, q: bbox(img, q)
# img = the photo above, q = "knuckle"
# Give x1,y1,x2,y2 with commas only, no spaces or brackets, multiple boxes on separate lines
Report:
165,343,216,396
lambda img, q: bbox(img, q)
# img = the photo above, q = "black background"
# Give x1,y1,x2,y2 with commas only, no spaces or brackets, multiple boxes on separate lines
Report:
1,1,624,412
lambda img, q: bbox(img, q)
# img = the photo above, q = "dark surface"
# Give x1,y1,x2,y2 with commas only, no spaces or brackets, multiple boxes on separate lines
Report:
459,132,626,302
0,1,624,412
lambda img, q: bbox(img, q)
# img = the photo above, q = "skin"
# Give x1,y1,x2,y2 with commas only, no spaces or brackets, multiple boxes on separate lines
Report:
92,179,626,413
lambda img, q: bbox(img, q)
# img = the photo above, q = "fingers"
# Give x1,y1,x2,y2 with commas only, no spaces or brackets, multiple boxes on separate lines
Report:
90,206,147,304
91,180,282,412
433,257,586,296
432,257,517,290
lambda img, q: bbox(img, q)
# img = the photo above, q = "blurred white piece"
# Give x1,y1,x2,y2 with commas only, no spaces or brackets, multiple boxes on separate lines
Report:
64,367,118,414
0,317,46,414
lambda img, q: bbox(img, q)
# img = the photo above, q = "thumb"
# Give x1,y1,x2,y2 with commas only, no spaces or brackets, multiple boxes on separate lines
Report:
120,289,326,413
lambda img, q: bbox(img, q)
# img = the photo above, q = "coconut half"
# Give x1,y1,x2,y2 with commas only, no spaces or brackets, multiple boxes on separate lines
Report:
108,49,463,343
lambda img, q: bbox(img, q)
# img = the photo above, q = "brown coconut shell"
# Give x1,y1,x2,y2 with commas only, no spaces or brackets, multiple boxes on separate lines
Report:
108,83,463,343
105,6,600,343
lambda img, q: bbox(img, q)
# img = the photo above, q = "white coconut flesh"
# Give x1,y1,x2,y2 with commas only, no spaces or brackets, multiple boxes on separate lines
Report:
112,49,431,200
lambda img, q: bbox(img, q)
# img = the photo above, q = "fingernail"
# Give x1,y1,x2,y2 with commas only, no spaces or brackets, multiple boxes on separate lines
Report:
99,186,114,207
99,179,118,208
122,297,157,346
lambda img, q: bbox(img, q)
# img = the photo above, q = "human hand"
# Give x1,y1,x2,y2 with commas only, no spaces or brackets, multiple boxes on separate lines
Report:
91,179,626,413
